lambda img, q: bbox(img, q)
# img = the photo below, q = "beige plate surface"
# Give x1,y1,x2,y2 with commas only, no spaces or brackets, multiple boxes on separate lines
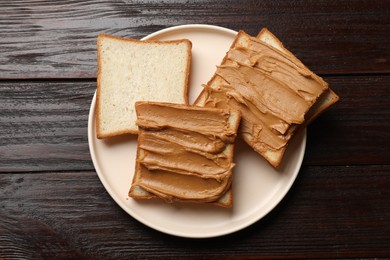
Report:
88,24,306,238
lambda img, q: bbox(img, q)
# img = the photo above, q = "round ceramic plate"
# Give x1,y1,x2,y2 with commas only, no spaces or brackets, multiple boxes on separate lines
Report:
88,24,306,238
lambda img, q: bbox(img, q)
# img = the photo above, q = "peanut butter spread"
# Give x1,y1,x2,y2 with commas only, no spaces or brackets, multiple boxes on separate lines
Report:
201,33,328,155
132,102,238,203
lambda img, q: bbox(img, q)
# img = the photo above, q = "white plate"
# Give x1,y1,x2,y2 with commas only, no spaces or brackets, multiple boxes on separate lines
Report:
88,24,306,238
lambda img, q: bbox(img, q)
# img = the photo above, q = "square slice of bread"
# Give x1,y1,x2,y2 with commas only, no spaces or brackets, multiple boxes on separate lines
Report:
129,101,241,208
195,29,338,168
96,34,192,139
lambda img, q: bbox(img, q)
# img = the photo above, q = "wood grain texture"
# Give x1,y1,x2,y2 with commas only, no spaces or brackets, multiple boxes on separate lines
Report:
0,0,389,78
0,80,95,172
1,1,389,258
1,75,389,172
305,74,390,165
1,166,389,258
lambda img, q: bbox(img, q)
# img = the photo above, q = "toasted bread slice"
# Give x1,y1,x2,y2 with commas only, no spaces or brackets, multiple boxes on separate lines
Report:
96,34,191,139
129,102,241,208
195,29,337,168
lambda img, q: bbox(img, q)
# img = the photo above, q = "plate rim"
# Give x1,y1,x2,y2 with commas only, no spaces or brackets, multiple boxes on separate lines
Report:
88,24,306,238
142,23,238,40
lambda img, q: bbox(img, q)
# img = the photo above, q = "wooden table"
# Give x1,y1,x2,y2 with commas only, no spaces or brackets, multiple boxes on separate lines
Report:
1,1,389,258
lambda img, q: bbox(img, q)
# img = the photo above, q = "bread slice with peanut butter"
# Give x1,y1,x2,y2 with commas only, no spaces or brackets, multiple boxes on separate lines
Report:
256,28,339,126
129,102,241,208
195,29,338,168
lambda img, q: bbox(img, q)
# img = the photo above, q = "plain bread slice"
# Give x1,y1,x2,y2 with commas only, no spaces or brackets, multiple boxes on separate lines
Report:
96,34,191,139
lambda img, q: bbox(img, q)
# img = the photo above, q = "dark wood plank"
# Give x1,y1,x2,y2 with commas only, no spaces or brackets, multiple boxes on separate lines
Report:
0,80,95,172
1,75,389,172
1,166,389,258
305,74,390,165
0,0,389,79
